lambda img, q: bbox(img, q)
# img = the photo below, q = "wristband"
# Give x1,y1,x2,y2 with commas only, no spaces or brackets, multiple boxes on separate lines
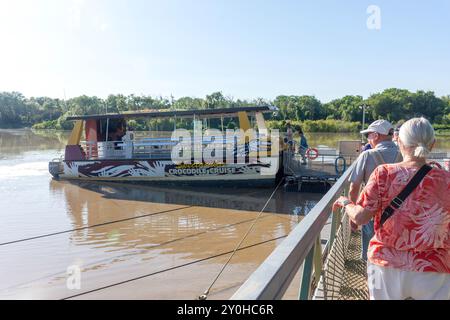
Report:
342,199,352,207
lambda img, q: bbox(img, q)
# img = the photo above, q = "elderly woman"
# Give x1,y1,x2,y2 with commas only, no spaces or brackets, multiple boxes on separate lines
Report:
334,117,449,300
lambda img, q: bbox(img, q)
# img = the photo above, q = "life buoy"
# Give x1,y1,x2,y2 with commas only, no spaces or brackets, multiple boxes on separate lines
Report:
306,148,319,160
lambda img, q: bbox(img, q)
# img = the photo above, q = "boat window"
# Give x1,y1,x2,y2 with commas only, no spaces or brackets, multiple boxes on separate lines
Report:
99,118,127,141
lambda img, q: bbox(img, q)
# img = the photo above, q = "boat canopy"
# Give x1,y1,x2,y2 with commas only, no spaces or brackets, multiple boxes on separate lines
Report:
66,105,277,121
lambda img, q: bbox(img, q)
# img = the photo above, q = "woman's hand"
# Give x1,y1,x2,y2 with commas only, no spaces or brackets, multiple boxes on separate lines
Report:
332,196,352,212
333,196,359,230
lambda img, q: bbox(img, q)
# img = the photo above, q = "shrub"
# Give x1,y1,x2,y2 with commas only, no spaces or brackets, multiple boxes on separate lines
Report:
266,119,359,132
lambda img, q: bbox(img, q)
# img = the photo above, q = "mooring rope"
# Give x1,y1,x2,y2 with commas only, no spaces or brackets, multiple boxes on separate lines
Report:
61,235,287,300
198,178,284,300
0,206,193,246
0,186,269,246
4,214,288,293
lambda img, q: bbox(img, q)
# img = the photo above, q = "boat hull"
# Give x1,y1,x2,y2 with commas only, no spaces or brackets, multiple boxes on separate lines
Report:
54,159,278,187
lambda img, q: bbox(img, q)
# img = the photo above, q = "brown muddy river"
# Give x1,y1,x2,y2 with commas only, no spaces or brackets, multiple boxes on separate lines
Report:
1,129,448,300
0,129,322,300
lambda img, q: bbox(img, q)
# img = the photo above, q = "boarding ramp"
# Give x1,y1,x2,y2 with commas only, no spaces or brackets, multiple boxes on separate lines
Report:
283,141,361,193
231,161,370,300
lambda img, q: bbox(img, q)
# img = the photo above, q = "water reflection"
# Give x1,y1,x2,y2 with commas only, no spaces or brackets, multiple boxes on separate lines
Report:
2,179,313,299
0,129,67,155
54,180,321,215
48,179,321,256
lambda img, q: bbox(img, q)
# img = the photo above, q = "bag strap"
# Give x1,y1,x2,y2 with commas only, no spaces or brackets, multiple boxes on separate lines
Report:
380,164,432,227
372,150,386,166
394,150,403,163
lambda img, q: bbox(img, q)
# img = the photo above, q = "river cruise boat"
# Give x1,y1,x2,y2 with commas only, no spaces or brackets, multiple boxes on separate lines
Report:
49,106,283,187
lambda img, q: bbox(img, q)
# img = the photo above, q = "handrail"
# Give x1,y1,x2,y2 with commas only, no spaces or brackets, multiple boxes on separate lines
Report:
230,161,356,300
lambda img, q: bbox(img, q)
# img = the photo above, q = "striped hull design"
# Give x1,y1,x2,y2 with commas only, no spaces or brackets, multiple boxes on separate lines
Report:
56,159,277,186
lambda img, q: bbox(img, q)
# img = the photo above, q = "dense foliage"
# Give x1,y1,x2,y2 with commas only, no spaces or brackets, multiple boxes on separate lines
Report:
0,89,449,132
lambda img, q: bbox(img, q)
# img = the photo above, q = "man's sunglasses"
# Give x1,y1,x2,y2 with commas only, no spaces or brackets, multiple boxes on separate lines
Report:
364,132,377,139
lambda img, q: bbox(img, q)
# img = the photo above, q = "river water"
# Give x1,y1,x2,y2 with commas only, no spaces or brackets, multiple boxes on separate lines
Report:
0,129,323,300
0,129,448,300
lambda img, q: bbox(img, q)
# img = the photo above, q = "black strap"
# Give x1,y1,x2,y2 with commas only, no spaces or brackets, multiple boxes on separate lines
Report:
380,164,432,227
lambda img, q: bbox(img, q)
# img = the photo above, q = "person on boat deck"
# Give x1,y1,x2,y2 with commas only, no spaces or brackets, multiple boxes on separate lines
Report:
297,126,309,165
107,120,127,148
285,122,294,152
348,119,402,261
334,117,450,300
108,122,126,141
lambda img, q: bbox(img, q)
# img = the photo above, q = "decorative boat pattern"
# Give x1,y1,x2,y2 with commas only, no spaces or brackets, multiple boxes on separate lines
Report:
62,160,272,179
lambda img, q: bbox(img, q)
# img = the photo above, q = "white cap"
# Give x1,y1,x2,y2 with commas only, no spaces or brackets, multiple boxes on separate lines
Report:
360,119,394,135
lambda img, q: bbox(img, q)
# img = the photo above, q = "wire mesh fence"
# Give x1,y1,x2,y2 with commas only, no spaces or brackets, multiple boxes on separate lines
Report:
313,210,369,300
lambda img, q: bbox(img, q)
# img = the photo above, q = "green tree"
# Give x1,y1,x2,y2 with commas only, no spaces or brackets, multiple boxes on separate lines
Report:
172,96,204,110
366,88,412,122
273,95,323,121
410,91,445,122
324,95,364,122
0,92,28,127
295,96,323,121
66,95,104,116
273,95,294,120
204,91,227,109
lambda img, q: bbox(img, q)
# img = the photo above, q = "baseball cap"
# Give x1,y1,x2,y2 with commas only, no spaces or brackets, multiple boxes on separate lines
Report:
360,119,394,135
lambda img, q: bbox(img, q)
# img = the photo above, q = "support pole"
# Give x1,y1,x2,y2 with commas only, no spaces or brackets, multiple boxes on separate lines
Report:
299,245,315,300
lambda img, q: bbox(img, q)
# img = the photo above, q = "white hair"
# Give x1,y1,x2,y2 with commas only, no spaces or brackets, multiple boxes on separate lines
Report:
398,117,435,158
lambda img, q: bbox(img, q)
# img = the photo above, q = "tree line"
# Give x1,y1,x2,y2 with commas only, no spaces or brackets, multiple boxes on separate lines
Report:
0,89,449,132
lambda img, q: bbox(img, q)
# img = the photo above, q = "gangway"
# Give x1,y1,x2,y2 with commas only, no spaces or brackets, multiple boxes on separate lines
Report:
231,150,450,300
282,144,359,193
230,161,370,300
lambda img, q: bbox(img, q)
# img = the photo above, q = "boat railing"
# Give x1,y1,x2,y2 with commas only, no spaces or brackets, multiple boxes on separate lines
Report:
80,136,272,160
230,161,363,300
283,144,359,178
88,141,129,159
428,151,449,159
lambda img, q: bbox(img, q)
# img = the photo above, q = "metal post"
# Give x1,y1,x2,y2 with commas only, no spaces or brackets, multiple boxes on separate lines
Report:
105,102,109,143
329,208,339,248
361,104,367,143
106,118,109,142
313,236,323,282
299,244,315,300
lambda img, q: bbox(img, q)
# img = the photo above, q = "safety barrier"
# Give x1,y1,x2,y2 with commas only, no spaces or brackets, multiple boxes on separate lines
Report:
231,161,361,300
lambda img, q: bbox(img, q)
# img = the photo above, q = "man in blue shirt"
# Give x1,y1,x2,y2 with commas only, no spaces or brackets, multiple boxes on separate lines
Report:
362,143,372,151
348,120,402,261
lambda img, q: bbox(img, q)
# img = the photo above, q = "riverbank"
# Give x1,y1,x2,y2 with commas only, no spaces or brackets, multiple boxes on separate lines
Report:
31,118,361,132
266,119,360,132
1,89,449,132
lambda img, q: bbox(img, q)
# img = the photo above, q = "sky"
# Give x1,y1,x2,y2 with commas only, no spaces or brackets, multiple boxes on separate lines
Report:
0,0,449,102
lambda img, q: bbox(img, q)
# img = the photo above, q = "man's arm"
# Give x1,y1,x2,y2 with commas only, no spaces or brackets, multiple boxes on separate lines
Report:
347,153,367,203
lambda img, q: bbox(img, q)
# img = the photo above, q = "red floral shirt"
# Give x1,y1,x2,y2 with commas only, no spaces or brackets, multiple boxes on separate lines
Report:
357,163,450,273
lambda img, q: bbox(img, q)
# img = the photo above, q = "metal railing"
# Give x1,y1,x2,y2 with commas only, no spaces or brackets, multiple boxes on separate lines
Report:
81,136,272,161
230,161,357,300
283,148,358,179
82,141,129,159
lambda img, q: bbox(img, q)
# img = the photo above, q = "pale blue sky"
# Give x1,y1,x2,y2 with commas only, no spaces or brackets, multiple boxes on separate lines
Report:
0,0,449,102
